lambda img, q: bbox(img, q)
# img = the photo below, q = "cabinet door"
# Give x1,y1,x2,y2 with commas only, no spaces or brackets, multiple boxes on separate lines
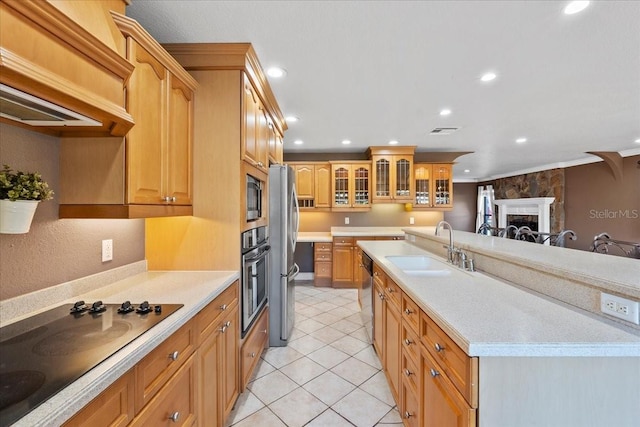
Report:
332,245,354,285
393,156,414,201
314,164,331,208
432,164,453,208
384,296,402,402
373,156,392,201
197,325,220,427
422,350,476,427
242,76,259,167
295,165,315,199
167,75,193,205
220,305,239,421
352,164,371,207
126,39,167,204
332,164,351,207
256,104,270,172
414,164,432,207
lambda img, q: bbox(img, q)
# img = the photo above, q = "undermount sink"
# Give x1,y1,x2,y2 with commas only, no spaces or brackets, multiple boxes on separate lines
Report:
385,255,452,277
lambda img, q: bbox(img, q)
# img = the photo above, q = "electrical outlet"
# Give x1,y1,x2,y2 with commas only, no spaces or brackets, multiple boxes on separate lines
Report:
102,239,113,262
345,217,349,225
600,292,639,324
409,217,415,225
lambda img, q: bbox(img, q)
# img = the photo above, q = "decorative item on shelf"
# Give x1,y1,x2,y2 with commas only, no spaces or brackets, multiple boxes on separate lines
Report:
0,165,54,234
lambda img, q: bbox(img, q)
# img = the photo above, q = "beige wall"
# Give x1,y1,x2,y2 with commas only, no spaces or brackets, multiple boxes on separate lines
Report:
564,155,640,251
0,124,145,301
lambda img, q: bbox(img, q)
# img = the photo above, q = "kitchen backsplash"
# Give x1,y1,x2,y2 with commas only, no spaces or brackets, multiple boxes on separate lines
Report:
0,124,145,301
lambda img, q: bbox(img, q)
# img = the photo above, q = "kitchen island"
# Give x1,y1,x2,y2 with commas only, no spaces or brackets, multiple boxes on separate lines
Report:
358,237,640,426
1,269,239,427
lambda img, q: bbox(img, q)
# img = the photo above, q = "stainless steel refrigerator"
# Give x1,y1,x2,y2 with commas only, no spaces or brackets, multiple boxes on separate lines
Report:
268,164,300,346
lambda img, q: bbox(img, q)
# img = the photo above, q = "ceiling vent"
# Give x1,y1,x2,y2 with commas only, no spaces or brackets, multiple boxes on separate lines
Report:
429,127,460,135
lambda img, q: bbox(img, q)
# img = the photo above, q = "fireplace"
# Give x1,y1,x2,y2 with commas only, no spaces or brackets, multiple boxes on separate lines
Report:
494,197,555,234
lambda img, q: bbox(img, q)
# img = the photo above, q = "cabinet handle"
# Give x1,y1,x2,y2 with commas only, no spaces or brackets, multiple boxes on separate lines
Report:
168,351,179,361
404,411,413,419
220,304,228,311
378,293,385,300
386,287,395,293
262,329,268,334
163,196,170,202
403,368,413,377
251,352,256,358
220,320,231,333
168,411,180,422
373,271,379,276
257,161,264,167
404,308,414,315
430,368,440,378
434,342,444,352
404,338,413,346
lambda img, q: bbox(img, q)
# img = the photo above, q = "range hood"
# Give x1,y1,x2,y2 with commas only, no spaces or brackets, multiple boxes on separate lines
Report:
0,84,101,127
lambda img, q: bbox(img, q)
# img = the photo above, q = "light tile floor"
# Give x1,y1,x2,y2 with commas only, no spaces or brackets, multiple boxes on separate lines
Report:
226,281,402,427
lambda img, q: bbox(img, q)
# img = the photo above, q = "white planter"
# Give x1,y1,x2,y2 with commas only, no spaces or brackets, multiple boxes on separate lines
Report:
0,199,40,234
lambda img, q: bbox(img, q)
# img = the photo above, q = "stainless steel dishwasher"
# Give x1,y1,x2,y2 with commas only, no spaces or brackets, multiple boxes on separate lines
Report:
360,251,374,344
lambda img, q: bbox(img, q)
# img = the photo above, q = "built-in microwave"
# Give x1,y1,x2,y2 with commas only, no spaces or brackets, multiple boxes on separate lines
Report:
246,173,263,222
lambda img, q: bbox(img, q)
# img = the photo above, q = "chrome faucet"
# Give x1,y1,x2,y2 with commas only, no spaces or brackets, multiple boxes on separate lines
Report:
435,220,455,263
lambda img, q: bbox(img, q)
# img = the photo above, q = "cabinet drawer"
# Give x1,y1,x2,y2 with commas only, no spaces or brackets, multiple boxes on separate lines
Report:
314,251,332,262
372,264,386,288
135,321,197,413
333,236,354,246
63,370,135,427
315,242,332,252
315,261,332,278
401,352,419,393
402,294,420,334
197,281,239,342
384,278,402,310
131,354,197,427
241,307,269,388
401,379,420,427
402,323,420,366
420,311,478,408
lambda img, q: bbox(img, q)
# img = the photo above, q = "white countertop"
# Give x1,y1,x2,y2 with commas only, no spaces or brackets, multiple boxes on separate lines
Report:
358,240,640,357
297,232,332,242
404,227,640,297
331,226,406,236
11,270,239,427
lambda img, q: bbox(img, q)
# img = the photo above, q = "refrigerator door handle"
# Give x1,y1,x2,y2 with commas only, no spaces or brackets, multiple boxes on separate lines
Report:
291,185,300,253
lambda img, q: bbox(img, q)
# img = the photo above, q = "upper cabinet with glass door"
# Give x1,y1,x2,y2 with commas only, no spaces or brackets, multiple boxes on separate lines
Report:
330,161,371,211
413,163,453,209
368,146,416,203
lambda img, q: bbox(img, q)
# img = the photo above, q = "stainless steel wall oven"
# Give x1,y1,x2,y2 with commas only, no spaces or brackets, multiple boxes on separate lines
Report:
241,226,269,337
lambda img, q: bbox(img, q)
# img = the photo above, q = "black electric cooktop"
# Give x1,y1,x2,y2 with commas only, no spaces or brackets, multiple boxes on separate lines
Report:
0,300,183,426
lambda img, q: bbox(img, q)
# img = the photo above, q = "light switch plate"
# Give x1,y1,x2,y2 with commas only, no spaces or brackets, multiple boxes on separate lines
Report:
102,239,113,262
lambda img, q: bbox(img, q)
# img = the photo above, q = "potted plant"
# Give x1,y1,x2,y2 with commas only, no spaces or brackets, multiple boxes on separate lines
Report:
0,164,54,234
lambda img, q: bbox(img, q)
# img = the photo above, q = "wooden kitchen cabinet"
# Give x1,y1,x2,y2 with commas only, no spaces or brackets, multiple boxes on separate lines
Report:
290,162,332,210
384,278,402,403
294,164,315,200
243,74,270,173
330,161,372,211
414,163,453,209
63,370,135,427
332,237,355,287
372,266,386,359
241,306,269,389
368,146,416,203
59,13,197,219
314,242,333,286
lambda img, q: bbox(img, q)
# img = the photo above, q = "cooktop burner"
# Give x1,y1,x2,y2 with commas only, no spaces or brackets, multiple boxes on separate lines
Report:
0,301,182,426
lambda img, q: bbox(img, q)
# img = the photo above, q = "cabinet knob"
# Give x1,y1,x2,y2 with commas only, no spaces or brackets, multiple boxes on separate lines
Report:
386,287,394,293
163,196,170,202
220,320,231,333
378,293,385,300
404,411,413,419
430,368,440,378
168,351,179,361
404,338,413,346
168,411,180,422
220,304,228,311
373,271,379,276
262,329,268,334
403,368,413,377
171,196,176,202
404,308,414,315
434,342,444,352
251,352,256,358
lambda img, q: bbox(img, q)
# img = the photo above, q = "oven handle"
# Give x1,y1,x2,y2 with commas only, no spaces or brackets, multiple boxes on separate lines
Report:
244,245,271,263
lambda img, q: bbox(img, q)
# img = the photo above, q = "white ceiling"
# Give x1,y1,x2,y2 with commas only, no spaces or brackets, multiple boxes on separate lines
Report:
127,0,640,181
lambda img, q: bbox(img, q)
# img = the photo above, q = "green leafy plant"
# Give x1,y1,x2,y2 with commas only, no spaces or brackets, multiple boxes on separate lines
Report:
0,164,54,201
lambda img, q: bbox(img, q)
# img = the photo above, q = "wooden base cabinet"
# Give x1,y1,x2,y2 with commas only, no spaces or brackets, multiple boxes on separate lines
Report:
241,307,269,389
314,242,333,287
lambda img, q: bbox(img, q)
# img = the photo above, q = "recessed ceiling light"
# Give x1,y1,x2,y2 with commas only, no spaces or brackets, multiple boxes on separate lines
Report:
564,1,590,15
464,169,470,173
388,140,399,145
480,72,497,82
440,109,452,116
293,140,303,145
341,140,351,145
285,116,299,123
635,138,640,144
516,137,527,143
266,67,286,78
